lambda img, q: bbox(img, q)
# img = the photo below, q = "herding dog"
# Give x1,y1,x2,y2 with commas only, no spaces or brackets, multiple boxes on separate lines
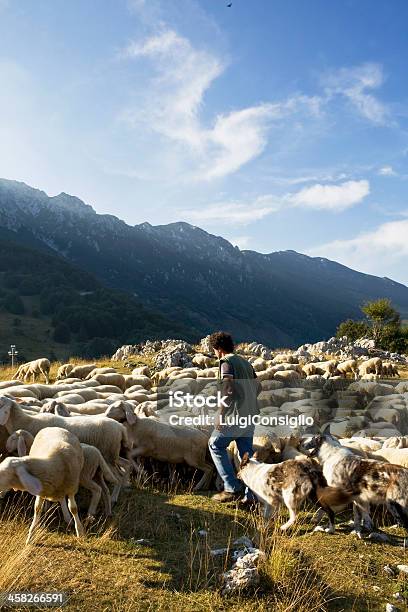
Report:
299,433,408,536
237,453,352,532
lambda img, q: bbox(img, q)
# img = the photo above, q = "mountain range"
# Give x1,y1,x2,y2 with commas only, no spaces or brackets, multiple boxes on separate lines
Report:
1,177,408,349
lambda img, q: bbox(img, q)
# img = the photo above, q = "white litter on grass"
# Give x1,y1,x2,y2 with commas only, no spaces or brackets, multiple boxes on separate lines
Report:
221,549,265,596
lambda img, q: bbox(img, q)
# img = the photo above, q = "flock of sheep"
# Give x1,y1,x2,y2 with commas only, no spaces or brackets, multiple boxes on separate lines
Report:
0,348,407,543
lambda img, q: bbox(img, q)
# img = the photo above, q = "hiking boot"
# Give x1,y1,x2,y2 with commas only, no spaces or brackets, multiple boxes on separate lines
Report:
211,491,242,503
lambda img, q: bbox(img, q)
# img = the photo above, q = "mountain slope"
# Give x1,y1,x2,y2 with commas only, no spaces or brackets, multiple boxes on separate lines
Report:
0,235,195,361
1,178,408,347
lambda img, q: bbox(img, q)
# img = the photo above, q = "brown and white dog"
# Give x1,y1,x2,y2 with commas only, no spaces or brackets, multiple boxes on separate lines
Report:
237,453,352,532
300,433,408,536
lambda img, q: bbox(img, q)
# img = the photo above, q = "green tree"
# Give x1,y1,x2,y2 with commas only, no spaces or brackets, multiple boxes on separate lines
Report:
361,298,400,344
336,319,368,342
53,323,71,344
4,292,25,315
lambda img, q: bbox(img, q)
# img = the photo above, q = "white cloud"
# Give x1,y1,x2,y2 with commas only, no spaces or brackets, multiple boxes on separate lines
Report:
378,165,397,176
324,63,390,125
230,236,250,249
291,179,370,211
120,29,321,181
309,219,408,285
181,196,279,225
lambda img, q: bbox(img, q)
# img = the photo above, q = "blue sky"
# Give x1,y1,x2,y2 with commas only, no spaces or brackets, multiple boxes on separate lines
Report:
1,0,408,284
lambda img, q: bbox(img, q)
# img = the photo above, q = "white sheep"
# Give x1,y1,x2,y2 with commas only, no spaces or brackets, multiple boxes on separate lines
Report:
91,373,126,392
0,427,85,543
14,359,51,384
273,370,301,384
381,362,400,378
117,410,213,491
382,436,408,449
68,364,97,380
192,354,213,368
132,365,151,377
358,357,382,377
56,364,74,380
336,359,359,380
0,396,131,500
5,429,118,520
85,367,117,380
372,447,408,468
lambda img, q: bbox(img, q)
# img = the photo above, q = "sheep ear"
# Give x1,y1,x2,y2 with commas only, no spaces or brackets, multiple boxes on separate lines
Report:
15,465,42,496
17,437,27,457
124,405,137,425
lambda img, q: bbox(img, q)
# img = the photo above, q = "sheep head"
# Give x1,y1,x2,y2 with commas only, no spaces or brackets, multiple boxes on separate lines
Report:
0,396,14,426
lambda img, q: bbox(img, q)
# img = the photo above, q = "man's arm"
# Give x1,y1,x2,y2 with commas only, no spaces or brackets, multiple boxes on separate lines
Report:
216,361,234,429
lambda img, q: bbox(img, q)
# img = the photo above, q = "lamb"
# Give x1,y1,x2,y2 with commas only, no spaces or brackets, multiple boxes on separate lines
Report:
0,427,85,543
56,364,74,380
121,411,213,491
0,396,131,493
336,359,359,380
14,359,51,384
358,357,382,377
5,430,118,520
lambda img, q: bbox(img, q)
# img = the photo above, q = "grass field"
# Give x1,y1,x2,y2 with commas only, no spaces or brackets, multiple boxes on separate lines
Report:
1,480,408,611
1,358,408,610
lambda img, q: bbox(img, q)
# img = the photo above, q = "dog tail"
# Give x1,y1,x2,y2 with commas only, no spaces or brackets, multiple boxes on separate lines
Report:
316,486,353,511
387,500,408,530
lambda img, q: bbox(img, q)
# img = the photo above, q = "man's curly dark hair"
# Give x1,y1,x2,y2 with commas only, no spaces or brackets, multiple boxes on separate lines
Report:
209,331,234,353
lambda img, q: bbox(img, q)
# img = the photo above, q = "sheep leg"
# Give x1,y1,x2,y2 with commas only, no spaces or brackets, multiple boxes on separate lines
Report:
60,497,72,524
26,496,45,544
67,495,85,538
98,475,112,516
192,462,214,491
81,477,102,521
111,484,122,505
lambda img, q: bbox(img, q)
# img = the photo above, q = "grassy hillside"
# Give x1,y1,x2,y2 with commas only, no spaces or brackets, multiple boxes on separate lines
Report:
0,238,195,363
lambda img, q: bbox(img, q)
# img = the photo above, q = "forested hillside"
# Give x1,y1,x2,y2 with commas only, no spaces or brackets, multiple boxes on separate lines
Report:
0,238,195,362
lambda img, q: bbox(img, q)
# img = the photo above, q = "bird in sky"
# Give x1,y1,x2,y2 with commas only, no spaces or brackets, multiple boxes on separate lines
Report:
227,2,232,6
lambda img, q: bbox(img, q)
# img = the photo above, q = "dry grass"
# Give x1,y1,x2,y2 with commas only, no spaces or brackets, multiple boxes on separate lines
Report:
0,484,408,611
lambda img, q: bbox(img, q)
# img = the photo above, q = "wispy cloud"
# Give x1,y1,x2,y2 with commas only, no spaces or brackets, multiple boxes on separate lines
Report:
309,218,408,284
181,194,280,225
291,179,370,211
230,235,251,249
324,63,390,125
378,165,397,176
120,28,322,181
